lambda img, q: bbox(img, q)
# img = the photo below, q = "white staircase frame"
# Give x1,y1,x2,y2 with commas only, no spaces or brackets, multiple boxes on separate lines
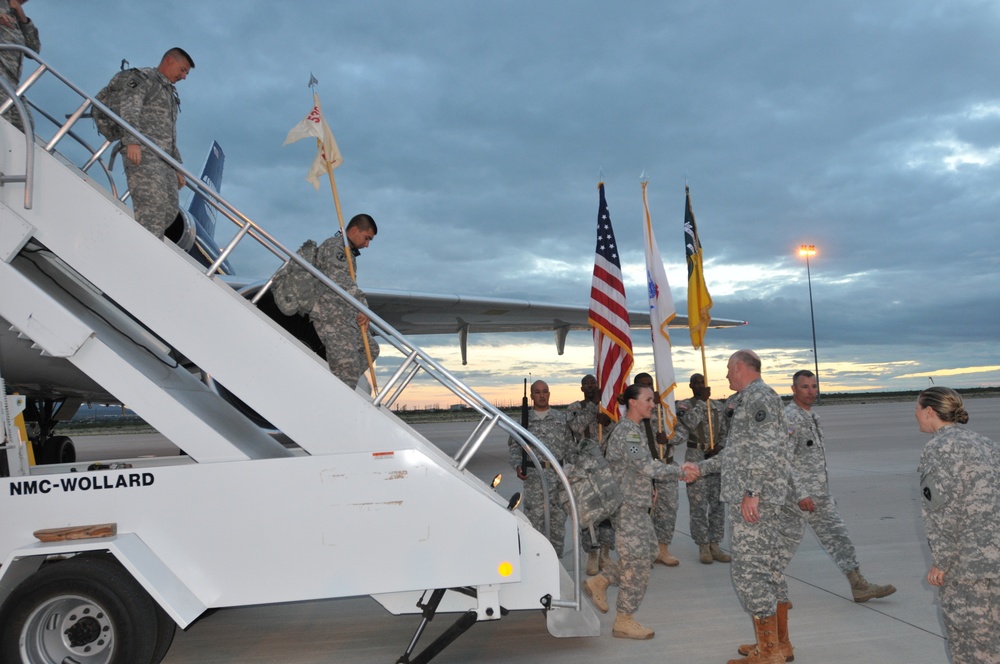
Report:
0,46,595,643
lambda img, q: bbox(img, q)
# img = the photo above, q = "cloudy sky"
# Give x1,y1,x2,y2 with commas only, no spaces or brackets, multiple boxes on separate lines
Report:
24,1,1000,407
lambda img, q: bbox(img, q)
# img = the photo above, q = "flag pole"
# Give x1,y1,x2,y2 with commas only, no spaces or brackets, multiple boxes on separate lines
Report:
685,183,714,449
641,176,678,441
700,344,715,450
588,180,634,424
285,80,378,393
322,157,379,394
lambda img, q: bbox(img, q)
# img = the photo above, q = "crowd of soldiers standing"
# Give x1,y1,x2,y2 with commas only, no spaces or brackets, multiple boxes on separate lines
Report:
509,350,900,663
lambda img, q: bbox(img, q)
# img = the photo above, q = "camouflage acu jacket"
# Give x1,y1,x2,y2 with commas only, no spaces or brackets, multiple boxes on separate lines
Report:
785,401,830,501
700,378,792,506
605,418,681,509
919,424,1000,581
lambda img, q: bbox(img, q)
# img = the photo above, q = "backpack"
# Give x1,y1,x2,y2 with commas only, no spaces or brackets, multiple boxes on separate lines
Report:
558,437,622,530
93,66,153,143
271,239,321,316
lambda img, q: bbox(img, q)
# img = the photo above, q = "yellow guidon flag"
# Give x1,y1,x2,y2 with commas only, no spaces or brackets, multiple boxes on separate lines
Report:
683,185,713,349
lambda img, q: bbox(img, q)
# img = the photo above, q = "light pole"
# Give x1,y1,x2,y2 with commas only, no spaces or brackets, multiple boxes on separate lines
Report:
798,244,821,402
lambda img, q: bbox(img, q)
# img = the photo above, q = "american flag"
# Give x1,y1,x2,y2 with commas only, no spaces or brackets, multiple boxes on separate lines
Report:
588,183,634,421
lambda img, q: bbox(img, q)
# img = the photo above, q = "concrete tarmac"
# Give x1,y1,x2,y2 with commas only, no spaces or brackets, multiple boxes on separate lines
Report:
71,397,1000,663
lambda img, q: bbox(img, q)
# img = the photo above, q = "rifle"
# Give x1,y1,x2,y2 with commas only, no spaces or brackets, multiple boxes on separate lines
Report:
520,378,530,472
642,418,661,461
643,416,661,513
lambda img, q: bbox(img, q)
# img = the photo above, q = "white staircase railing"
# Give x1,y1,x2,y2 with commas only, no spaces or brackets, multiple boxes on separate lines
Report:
0,45,585,612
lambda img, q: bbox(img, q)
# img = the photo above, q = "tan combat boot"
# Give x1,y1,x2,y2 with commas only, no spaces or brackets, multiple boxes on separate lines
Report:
847,568,896,603
728,613,785,664
738,601,793,661
598,544,613,571
612,612,655,640
710,542,733,563
654,542,680,566
586,549,600,576
583,573,610,613
699,544,713,564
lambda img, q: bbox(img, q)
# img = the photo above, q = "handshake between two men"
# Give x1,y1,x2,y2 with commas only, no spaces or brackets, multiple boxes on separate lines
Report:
679,462,701,483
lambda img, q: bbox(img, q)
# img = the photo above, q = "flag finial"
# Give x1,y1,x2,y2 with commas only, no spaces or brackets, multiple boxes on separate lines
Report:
308,73,319,89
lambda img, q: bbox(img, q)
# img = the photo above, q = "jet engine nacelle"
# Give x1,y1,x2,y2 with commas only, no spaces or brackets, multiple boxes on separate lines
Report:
165,208,198,254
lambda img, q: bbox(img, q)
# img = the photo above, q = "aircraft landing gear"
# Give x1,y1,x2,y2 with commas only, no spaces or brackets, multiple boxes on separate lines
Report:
37,434,76,464
25,398,79,465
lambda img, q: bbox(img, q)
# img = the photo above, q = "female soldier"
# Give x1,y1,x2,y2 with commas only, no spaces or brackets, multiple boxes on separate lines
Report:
583,384,685,640
916,387,1000,663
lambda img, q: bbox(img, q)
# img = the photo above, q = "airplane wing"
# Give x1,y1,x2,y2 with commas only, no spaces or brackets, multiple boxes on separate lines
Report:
368,288,746,334
0,284,745,402
365,288,747,363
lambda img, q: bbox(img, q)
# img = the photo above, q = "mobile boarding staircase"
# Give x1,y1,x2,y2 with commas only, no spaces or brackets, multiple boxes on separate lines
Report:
0,47,598,663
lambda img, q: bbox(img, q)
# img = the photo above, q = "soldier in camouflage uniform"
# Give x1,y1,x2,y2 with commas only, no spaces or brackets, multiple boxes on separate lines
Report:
916,386,1000,664
508,380,576,558
675,373,731,564
0,0,39,132
583,384,689,640
633,372,682,567
787,369,895,602
120,48,194,238
736,368,901,662
565,374,615,574
694,350,796,664
310,214,380,389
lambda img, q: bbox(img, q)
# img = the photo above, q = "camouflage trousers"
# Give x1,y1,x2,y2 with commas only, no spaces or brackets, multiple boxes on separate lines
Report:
685,447,725,545
939,577,1000,664
581,519,615,551
124,154,179,238
651,476,678,545
729,501,804,617
801,494,859,574
603,503,658,614
772,500,805,605
312,314,379,389
522,467,567,558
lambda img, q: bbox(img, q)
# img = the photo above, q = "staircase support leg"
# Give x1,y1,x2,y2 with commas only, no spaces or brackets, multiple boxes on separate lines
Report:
395,589,479,664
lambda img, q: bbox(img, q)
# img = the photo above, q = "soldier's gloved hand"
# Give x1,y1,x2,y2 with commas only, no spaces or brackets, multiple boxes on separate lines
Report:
703,446,721,459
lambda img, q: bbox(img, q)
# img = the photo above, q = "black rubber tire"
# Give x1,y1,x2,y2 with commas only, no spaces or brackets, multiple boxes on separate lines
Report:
0,555,158,664
151,602,177,664
40,435,76,464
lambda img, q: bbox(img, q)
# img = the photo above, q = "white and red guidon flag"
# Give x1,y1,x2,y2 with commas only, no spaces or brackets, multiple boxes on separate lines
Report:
284,91,343,189
588,182,634,422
